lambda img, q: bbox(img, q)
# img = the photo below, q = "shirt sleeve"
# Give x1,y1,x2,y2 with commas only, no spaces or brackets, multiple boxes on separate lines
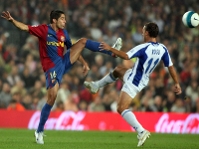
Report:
126,43,149,59
64,30,72,49
161,47,173,67
28,24,47,39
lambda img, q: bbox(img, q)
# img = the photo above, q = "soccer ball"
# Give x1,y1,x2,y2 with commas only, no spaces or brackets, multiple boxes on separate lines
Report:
182,11,199,28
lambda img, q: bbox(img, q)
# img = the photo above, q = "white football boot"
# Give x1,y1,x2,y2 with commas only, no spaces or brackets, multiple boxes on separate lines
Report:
137,130,150,147
112,37,122,50
35,131,44,144
84,81,100,94
112,37,122,57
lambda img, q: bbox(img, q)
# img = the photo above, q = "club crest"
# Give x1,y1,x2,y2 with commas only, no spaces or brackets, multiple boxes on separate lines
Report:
60,36,65,42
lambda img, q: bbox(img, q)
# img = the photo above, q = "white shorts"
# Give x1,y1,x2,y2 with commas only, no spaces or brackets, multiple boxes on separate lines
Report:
121,69,140,99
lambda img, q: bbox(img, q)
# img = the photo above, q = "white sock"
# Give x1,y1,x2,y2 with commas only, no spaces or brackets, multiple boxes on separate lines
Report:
121,109,145,133
95,72,117,88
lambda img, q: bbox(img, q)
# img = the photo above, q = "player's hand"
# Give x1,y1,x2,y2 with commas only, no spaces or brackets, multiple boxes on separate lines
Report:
99,42,111,51
1,11,14,22
174,83,182,95
82,63,90,76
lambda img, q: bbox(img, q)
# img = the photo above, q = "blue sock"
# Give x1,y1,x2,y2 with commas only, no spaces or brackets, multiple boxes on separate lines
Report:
85,39,112,56
37,103,52,132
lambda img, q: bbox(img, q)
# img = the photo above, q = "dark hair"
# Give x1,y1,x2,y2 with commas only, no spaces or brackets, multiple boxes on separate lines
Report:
50,10,65,23
144,22,159,38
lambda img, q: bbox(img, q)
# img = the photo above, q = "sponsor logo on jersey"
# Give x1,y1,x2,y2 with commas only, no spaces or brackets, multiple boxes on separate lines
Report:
47,41,64,47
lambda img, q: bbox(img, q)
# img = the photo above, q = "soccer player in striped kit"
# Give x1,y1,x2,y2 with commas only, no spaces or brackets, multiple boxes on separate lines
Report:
84,22,182,147
1,10,121,144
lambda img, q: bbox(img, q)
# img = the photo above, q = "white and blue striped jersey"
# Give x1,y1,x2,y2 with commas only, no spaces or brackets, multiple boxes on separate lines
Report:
126,42,173,90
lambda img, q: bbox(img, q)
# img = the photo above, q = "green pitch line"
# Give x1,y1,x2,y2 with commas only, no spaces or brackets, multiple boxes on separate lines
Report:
0,129,198,149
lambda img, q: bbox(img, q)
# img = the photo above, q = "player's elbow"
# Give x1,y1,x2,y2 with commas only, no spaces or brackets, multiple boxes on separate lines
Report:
123,54,129,60
119,55,129,60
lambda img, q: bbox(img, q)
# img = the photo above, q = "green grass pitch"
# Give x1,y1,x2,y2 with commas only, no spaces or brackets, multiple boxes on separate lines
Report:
0,129,198,149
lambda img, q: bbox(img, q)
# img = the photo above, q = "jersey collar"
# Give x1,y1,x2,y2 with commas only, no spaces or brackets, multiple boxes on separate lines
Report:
148,41,159,45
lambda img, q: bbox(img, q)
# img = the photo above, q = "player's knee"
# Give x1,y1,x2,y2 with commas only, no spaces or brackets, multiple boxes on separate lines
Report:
113,65,125,78
114,65,123,72
78,38,87,45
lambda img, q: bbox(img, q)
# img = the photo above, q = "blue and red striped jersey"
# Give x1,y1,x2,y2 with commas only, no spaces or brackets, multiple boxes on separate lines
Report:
28,24,72,72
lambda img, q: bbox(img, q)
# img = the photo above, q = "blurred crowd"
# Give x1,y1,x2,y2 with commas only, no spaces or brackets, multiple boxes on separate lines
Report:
0,0,199,113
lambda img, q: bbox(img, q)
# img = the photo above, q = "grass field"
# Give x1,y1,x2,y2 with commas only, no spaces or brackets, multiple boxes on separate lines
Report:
0,129,198,149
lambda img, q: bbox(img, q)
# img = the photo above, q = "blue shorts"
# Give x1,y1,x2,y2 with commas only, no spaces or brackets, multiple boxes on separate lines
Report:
45,49,73,89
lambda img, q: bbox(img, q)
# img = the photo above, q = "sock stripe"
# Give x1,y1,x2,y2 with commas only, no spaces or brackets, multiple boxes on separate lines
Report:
109,73,117,81
121,109,131,117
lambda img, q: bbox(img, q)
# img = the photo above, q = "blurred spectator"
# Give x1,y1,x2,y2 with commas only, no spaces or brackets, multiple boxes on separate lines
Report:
186,81,199,107
103,89,118,111
90,21,102,40
192,98,199,113
7,99,25,111
154,78,164,96
79,88,92,103
150,95,163,112
24,54,37,74
88,96,105,112
31,97,39,110
99,61,113,77
152,14,164,33
29,80,45,99
132,26,143,44
109,89,120,112
78,100,88,111
20,67,36,90
171,98,186,113
36,95,47,111
7,91,25,111
21,94,32,110
0,82,12,108
10,80,27,97
56,81,71,103
6,65,21,86
64,91,79,112
163,90,176,112
140,89,154,112
53,101,64,112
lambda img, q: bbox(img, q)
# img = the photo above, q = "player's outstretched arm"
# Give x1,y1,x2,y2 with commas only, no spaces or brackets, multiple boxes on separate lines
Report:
168,65,182,95
1,11,29,32
100,42,129,60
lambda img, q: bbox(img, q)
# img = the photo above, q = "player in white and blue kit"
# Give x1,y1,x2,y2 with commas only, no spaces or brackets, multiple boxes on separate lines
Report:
84,22,182,147
120,40,174,99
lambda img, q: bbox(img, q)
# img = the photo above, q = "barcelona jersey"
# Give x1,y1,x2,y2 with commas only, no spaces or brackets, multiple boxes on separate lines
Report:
28,24,73,88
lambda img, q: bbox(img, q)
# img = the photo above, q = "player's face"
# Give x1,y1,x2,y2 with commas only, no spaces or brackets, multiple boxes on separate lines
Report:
56,14,66,29
142,26,147,42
